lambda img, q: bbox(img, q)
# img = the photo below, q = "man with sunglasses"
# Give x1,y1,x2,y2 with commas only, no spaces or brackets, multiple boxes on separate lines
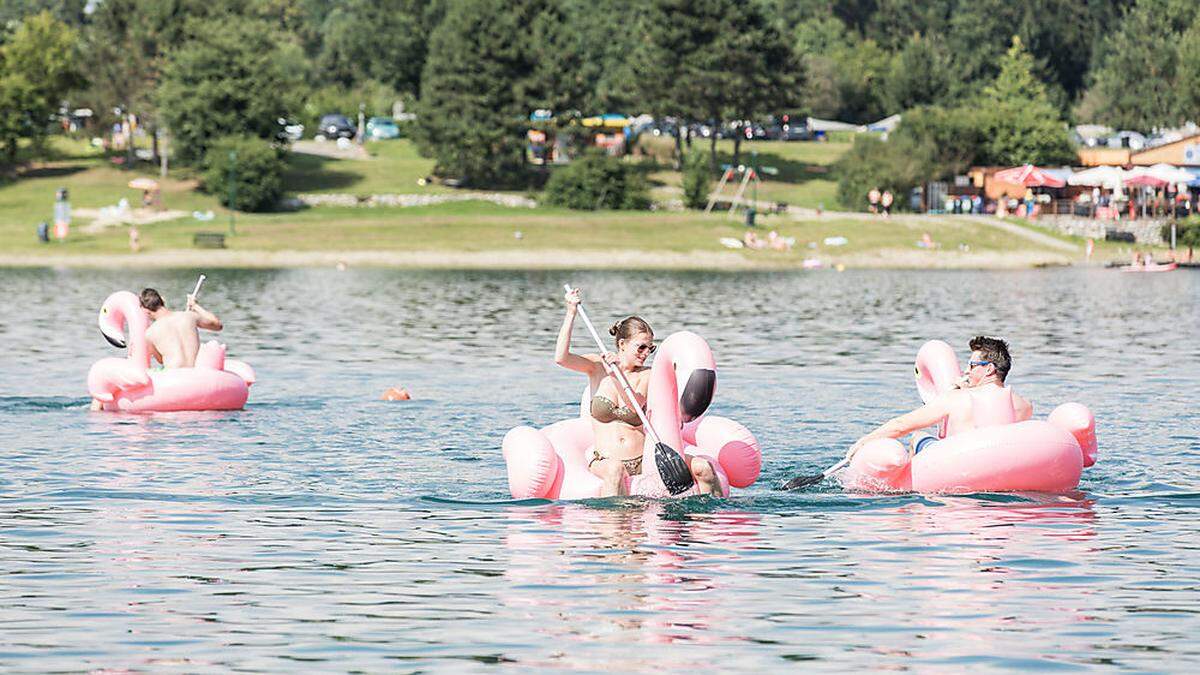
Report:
845,336,1033,460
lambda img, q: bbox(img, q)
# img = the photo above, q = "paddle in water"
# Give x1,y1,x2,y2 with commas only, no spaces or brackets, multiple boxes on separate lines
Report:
781,457,849,490
564,284,696,496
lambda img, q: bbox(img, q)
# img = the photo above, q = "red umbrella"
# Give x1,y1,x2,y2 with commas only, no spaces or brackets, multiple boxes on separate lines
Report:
992,164,1066,188
1122,172,1167,188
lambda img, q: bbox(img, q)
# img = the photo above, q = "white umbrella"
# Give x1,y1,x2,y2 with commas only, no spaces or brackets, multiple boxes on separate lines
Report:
1146,163,1195,184
1067,166,1126,188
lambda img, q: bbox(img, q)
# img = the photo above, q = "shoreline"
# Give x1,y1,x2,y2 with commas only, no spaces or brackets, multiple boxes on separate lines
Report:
0,247,1082,270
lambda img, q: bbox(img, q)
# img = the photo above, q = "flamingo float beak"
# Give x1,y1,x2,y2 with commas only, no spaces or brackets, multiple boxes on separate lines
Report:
679,368,715,422
98,306,127,349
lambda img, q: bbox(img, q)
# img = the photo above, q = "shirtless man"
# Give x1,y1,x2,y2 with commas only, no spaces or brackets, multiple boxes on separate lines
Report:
140,288,223,368
845,336,1033,460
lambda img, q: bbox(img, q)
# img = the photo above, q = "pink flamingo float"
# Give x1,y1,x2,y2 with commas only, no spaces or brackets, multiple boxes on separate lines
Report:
87,290,255,412
841,340,1097,493
502,329,762,499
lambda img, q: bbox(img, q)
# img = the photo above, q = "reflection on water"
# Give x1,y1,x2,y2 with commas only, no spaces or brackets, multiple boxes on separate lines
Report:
0,267,1198,670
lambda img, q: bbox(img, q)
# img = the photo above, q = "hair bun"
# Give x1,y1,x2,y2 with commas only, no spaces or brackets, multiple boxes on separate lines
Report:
609,322,619,336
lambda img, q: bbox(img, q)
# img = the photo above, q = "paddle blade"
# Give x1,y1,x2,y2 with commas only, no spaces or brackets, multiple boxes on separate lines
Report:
781,472,826,490
654,443,695,496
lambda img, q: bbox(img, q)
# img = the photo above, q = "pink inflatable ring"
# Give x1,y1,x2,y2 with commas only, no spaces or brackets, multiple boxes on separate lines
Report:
843,340,1097,493
87,291,255,412
502,331,762,499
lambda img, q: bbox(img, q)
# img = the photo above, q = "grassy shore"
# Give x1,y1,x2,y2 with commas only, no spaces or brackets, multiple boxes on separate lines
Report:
0,137,1155,269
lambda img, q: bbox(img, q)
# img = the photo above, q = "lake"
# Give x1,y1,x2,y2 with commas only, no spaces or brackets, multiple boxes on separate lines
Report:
0,267,1197,670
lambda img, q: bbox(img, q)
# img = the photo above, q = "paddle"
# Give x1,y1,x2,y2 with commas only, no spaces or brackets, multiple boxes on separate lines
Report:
564,284,695,495
188,274,206,305
781,456,849,490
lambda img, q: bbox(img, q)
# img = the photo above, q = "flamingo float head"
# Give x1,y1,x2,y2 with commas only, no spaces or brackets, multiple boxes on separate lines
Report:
655,331,717,423
98,290,148,350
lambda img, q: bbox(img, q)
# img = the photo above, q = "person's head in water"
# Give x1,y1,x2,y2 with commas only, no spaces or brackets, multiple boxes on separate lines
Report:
966,335,1011,386
610,316,654,368
140,288,166,314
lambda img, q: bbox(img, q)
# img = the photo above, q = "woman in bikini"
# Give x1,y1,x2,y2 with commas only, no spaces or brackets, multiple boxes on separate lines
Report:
555,288,721,497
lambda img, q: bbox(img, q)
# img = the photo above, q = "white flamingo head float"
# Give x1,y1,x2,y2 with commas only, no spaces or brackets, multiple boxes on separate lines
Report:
98,291,149,354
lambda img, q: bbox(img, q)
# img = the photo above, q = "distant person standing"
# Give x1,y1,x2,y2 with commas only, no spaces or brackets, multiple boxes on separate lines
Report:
881,190,894,218
53,188,70,241
868,187,881,214
1023,187,1035,217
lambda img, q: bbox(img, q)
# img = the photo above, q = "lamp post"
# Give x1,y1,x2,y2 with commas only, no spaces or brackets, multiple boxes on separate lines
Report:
227,150,237,235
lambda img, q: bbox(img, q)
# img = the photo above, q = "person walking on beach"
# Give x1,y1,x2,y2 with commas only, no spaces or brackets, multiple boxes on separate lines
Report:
880,190,893,218
844,336,1033,461
868,187,881,214
141,288,223,369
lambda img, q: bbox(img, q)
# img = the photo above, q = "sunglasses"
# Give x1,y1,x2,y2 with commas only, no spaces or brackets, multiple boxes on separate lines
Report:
631,342,656,355
967,360,991,369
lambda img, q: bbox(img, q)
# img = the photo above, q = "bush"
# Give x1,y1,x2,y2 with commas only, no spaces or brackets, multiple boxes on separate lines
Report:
682,152,711,209
1165,217,1200,249
202,136,286,212
835,135,923,212
543,152,651,210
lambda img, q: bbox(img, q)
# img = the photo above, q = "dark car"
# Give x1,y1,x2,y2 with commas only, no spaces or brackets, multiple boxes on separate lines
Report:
780,124,812,141
315,114,355,140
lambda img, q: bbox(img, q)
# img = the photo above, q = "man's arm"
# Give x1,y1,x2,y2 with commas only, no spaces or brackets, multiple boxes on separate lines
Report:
1014,392,1033,421
187,295,223,331
846,395,951,459
146,331,163,364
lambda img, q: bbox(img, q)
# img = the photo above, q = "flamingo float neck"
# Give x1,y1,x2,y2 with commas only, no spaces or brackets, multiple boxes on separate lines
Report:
99,291,151,368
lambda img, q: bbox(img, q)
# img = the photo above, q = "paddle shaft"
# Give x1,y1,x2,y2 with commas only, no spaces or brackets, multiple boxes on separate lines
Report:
783,456,849,489
190,274,206,303
564,284,663,447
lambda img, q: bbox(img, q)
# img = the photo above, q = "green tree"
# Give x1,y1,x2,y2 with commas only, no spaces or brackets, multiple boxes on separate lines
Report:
634,0,801,167
0,12,85,162
318,0,428,95
975,36,1073,166
0,0,87,27
792,16,890,123
202,135,286,212
414,0,547,186
882,33,953,112
529,0,640,114
681,150,711,209
157,16,304,163
1177,16,1200,121
1086,0,1198,130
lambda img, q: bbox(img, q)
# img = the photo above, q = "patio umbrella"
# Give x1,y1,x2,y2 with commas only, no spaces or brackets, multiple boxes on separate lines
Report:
1122,170,1167,188
1067,166,1125,189
992,164,1066,188
128,177,159,191
1123,166,1171,187
1146,163,1196,184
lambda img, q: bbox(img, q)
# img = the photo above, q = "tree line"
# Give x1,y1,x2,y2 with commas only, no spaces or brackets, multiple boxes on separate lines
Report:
1,0,1197,194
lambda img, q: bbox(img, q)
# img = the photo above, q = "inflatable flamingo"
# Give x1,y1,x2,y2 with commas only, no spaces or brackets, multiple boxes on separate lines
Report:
502,331,762,499
843,340,1097,493
87,291,255,412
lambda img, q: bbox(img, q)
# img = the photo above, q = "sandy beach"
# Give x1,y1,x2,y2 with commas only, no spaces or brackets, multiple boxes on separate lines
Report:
0,246,1076,270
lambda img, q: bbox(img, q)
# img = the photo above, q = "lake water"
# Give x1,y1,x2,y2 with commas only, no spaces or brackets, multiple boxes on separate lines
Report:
0,267,1197,671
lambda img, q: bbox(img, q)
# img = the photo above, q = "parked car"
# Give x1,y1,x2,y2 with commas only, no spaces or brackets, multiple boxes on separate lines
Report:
275,117,304,142
780,124,811,141
314,114,355,140
366,116,400,140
